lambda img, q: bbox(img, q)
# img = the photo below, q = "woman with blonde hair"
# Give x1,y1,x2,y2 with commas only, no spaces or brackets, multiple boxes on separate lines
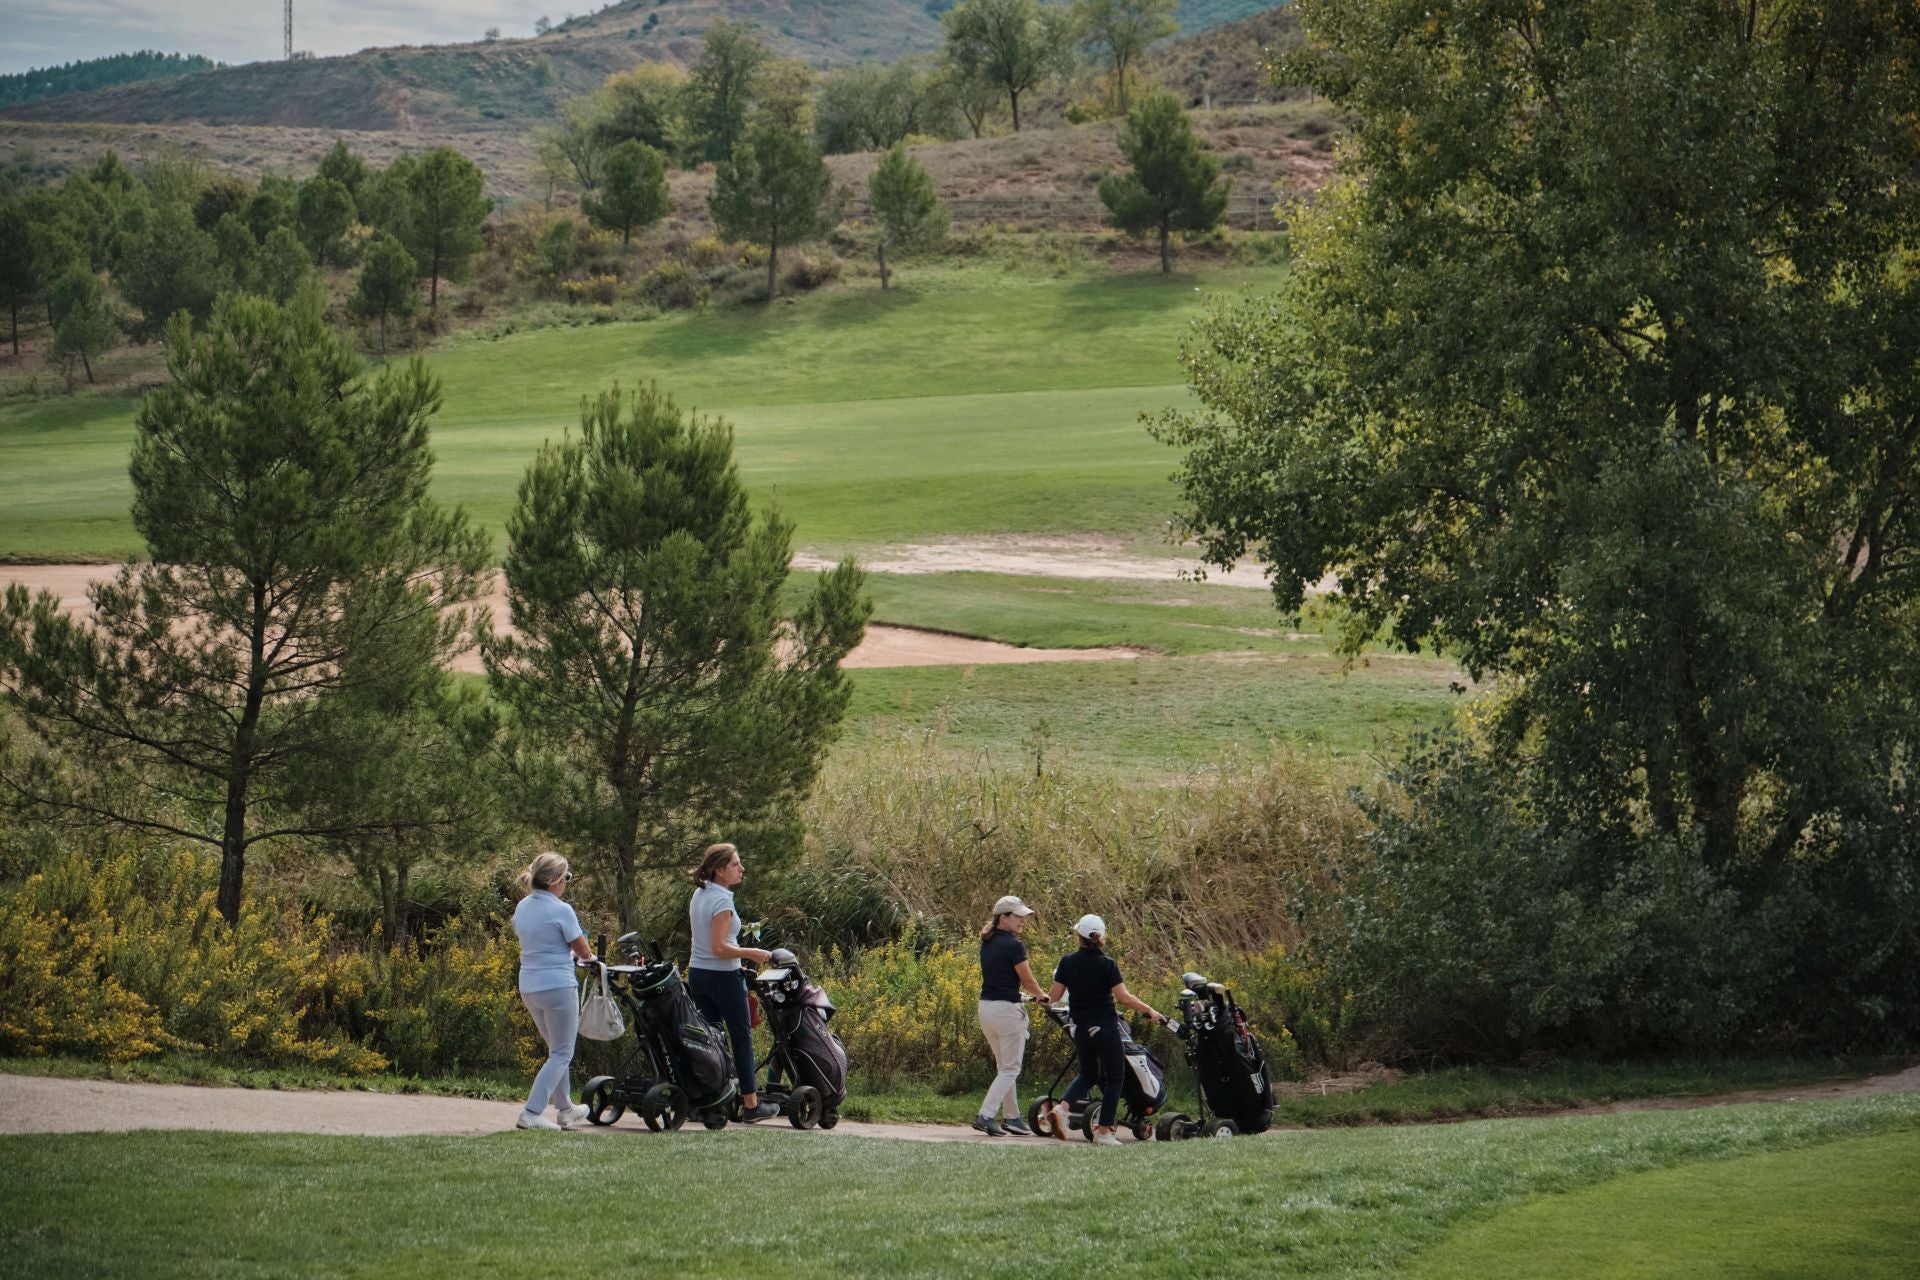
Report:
973,894,1050,1137
511,851,597,1131
687,842,779,1122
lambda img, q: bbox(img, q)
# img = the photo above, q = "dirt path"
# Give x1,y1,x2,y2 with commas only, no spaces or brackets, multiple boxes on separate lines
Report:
4,1065,1914,1144
0,564,1145,672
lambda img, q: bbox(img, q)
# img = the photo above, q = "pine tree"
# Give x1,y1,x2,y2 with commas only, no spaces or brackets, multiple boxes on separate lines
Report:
0,293,488,924
483,383,869,926
584,141,669,246
867,145,949,290
350,232,418,355
708,125,838,301
401,148,489,313
48,265,118,386
1098,94,1227,272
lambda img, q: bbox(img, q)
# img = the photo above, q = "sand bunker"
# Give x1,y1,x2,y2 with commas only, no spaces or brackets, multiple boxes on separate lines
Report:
0,564,1143,671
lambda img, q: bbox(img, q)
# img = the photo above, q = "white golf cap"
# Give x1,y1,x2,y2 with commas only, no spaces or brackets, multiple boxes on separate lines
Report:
1072,913,1107,939
992,895,1035,916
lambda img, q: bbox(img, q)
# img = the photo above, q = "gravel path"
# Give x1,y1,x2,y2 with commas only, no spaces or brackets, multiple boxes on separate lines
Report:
5,1065,1915,1143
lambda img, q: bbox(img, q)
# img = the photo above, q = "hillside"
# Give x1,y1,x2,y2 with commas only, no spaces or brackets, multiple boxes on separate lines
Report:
0,0,1291,133
0,52,220,109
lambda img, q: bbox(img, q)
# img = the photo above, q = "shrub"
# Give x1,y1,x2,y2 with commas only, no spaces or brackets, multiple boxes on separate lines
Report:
560,272,621,305
821,930,1004,1091
638,259,709,309
780,252,841,291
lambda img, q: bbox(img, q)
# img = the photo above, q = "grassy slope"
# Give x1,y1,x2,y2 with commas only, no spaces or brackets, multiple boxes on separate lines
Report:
2,1098,1913,1278
0,266,1283,562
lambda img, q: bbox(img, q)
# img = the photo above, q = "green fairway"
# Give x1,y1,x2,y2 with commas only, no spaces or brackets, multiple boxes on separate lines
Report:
1,1096,1912,1278
846,652,1459,771
1408,1129,1920,1279
0,268,1283,561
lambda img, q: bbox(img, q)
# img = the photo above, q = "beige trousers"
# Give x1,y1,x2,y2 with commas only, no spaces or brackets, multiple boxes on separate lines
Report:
977,998,1030,1119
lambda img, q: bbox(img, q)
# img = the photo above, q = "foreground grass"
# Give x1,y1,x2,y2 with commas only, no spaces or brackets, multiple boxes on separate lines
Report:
0,267,1285,561
1407,1129,1920,1279
2,1097,1914,1278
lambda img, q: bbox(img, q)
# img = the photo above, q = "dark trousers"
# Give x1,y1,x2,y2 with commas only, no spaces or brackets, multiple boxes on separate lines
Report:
687,966,757,1096
1061,1018,1126,1127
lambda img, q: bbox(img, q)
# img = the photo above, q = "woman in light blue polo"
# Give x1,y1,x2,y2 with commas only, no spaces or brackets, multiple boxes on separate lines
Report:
687,842,778,1122
512,851,597,1131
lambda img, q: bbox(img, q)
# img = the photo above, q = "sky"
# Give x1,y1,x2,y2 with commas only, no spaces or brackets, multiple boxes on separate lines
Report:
2,0,556,76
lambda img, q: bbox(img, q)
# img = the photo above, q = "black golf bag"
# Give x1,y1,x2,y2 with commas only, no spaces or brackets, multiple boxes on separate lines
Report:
750,947,849,1129
1161,972,1274,1138
1028,997,1168,1142
581,933,738,1131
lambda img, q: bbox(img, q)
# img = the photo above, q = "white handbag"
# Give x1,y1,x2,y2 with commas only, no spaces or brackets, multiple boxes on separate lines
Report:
578,965,626,1041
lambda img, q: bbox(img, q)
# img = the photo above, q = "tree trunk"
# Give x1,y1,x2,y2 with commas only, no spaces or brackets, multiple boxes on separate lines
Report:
9,302,16,356
216,579,272,924
1010,88,1022,133
394,862,411,951
81,350,94,383
622,222,632,246
1160,221,1171,273
379,311,388,357
877,239,890,290
1116,57,1131,113
429,245,441,313
767,228,780,301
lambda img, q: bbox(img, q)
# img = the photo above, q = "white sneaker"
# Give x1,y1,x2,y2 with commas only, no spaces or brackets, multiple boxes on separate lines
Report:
1093,1131,1124,1147
516,1111,562,1131
555,1104,590,1130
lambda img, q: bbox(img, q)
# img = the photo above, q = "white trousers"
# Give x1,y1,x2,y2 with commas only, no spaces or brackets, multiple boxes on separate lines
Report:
977,999,1030,1119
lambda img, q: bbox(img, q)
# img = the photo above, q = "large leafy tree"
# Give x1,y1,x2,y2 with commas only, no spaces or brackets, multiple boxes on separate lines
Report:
1098,93,1227,272
483,384,869,926
1073,0,1176,114
868,144,949,290
709,125,839,301
942,0,1075,133
0,294,489,924
401,147,490,313
1156,1,1920,1038
685,20,769,164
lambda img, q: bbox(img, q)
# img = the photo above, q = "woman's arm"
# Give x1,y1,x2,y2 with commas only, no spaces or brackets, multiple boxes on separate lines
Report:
1047,980,1066,1003
569,935,595,962
1014,959,1050,1002
1112,982,1167,1023
709,909,772,965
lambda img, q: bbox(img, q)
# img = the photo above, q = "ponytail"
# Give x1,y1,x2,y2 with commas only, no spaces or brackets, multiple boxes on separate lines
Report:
691,842,737,888
978,914,1002,943
517,851,569,896
1079,932,1106,951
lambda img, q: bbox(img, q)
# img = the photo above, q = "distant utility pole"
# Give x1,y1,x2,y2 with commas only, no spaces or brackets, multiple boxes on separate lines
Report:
284,0,294,59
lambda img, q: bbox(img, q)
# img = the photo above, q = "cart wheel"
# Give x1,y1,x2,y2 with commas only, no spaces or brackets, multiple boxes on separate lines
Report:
700,1108,729,1130
1131,1117,1153,1142
584,1079,624,1127
818,1109,840,1130
1027,1097,1055,1138
1077,1104,1098,1143
639,1083,686,1132
1154,1113,1184,1143
1208,1118,1240,1138
787,1085,824,1130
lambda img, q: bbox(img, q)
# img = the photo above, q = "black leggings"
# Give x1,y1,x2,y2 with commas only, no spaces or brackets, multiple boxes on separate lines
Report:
687,967,757,1096
1062,1018,1126,1127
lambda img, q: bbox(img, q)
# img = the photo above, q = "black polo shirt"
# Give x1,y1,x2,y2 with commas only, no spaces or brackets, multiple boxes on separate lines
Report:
979,928,1027,1002
1053,947,1123,1023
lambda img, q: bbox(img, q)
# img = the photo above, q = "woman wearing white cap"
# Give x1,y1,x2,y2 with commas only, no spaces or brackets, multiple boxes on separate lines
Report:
1048,913,1167,1146
972,894,1050,1136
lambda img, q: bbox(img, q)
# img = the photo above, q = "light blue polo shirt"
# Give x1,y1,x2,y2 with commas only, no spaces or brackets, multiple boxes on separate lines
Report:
689,882,740,972
513,889,584,993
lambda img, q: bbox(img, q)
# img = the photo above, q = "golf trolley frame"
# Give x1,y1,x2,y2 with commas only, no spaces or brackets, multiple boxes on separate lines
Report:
736,947,843,1131
1023,997,1160,1143
580,932,737,1133
1153,972,1264,1140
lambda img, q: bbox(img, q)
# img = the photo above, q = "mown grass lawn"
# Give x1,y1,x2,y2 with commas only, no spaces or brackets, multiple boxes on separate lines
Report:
0,268,1284,561
2,1096,1913,1279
